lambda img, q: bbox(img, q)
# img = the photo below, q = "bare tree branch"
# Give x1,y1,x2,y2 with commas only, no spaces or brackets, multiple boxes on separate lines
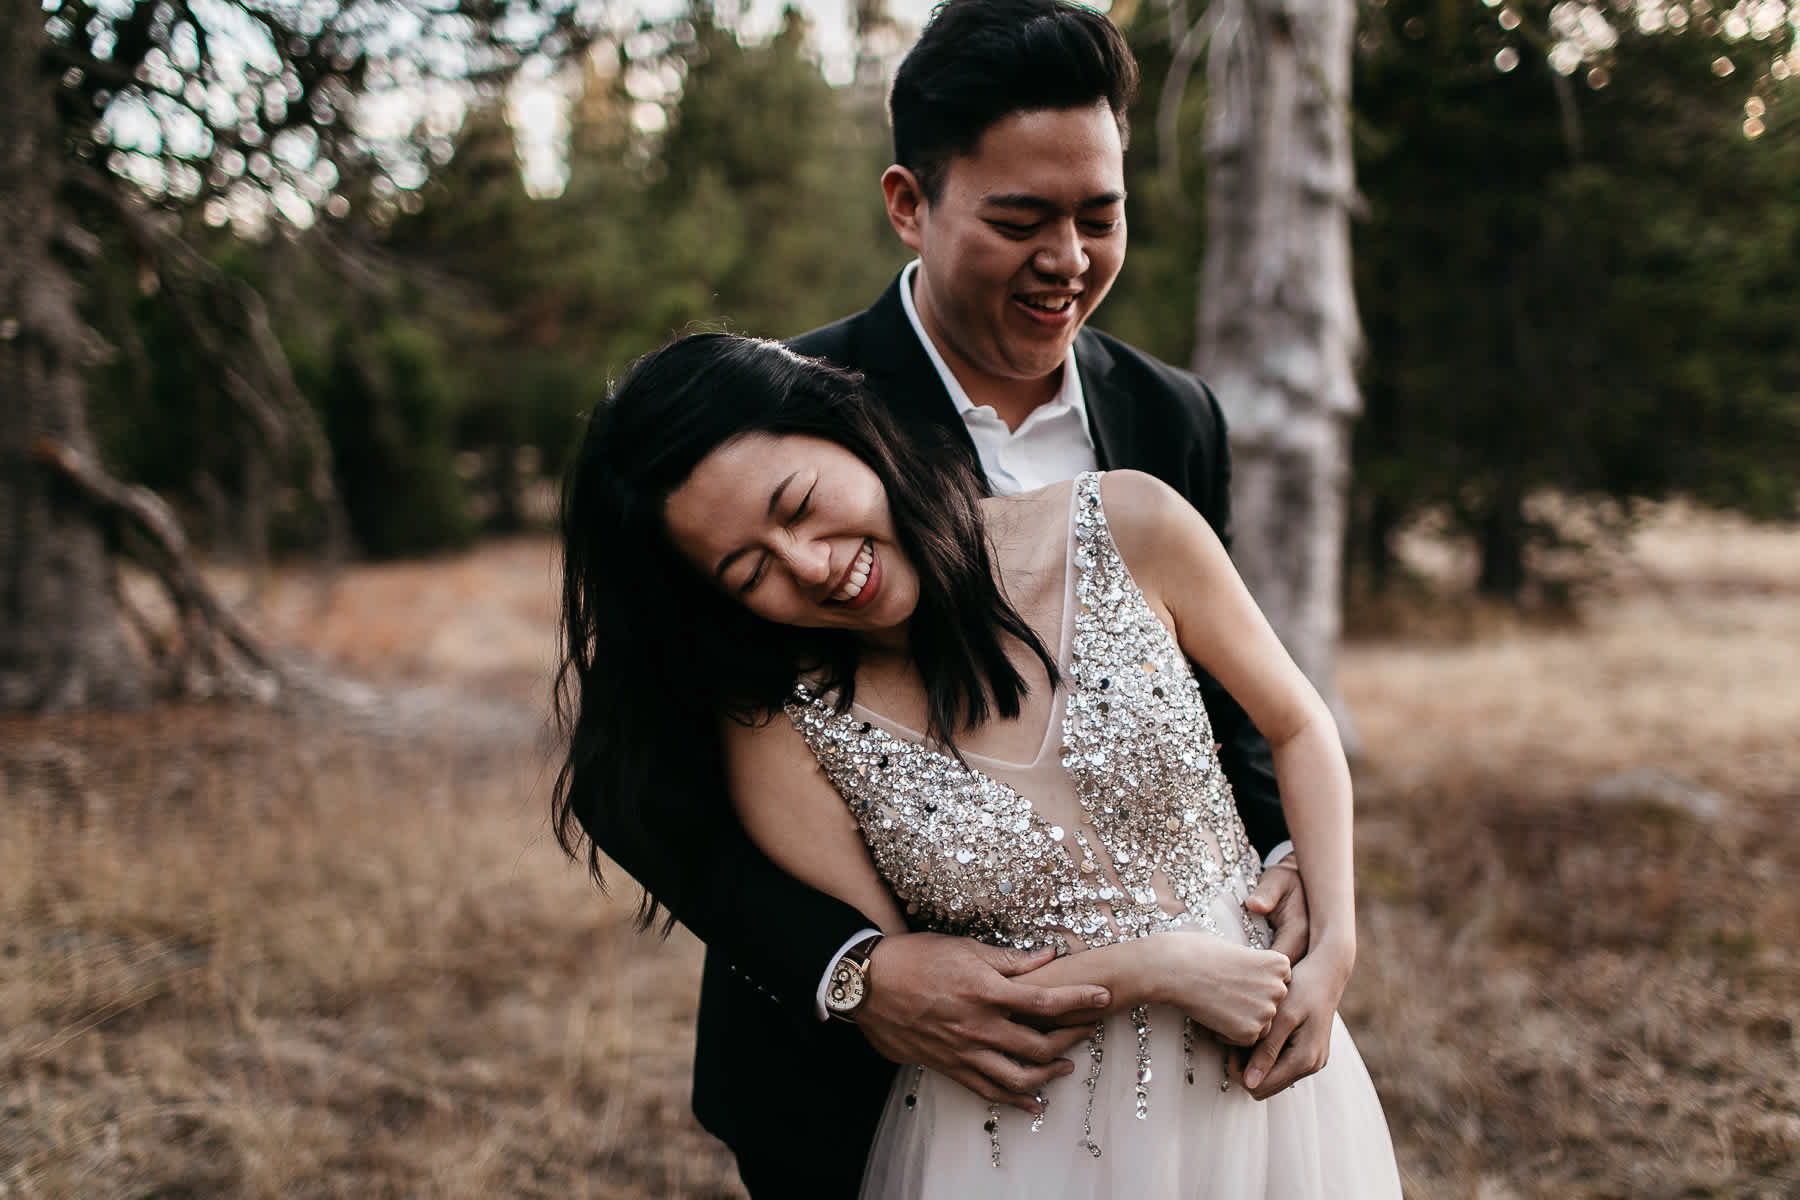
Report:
34,436,284,700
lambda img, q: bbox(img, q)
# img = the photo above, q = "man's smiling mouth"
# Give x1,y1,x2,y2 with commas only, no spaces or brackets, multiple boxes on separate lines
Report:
1017,294,1077,314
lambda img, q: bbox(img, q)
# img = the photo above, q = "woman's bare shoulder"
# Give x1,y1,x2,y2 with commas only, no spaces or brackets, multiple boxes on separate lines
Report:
1095,469,1227,603
1096,469,1207,540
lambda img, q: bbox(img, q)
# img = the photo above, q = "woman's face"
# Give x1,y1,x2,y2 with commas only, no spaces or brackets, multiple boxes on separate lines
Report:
664,432,920,642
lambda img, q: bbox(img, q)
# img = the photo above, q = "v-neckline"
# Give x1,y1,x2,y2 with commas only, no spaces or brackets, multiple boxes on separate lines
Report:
847,483,1081,771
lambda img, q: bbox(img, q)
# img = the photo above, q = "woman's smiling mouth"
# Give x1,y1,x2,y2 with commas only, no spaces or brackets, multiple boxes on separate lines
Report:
829,540,879,608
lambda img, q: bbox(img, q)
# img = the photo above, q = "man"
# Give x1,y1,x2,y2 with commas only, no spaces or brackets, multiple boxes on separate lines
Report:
604,2,1317,1194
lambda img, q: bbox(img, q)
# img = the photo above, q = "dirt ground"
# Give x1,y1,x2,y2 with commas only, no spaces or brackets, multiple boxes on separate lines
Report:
4,508,1797,1198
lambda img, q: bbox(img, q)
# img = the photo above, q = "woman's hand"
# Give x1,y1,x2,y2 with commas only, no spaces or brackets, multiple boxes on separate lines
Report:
1232,937,1354,1098
1154,932,1292,1047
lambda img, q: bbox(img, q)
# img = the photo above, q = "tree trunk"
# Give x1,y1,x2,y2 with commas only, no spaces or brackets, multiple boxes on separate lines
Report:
1476,486,1529,599
1192,0,1360,742
1354,486,1400,597
0,6,148,711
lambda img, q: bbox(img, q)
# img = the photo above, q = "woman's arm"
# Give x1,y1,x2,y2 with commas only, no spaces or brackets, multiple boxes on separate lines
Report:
728,712,1294,1051
1099,470,1359,1088
1014,933,1292,1046
721,713,1114,1111
722,712,907,936
1099,470,1356,964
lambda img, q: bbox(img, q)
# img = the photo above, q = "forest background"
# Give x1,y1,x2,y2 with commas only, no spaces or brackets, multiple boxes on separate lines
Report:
4,0,1799,1194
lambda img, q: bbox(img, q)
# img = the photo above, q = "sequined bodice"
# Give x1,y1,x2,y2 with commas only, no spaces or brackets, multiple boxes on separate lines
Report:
786,473,1262,953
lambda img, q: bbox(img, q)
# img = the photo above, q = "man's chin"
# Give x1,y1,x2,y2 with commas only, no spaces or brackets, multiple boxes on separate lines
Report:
998,346,1077,382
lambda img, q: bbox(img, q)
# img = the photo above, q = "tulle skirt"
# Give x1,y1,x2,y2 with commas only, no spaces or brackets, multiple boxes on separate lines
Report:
860,990,1400,1198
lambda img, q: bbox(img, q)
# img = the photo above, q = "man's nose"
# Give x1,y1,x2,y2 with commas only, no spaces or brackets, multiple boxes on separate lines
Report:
1033,222,1089,279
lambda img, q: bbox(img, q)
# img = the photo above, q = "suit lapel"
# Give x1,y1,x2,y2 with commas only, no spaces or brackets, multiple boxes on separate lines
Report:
856,277,1150,478
855,274,979,459
1075,330,1132,472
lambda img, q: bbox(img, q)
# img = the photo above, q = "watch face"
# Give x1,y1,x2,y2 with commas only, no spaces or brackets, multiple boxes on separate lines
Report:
827,959,866,1012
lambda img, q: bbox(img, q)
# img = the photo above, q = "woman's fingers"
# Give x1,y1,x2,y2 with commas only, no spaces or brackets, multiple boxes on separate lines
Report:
1242,1010,1298,1091
1246,1016,1332,1099
991,976,1112,1026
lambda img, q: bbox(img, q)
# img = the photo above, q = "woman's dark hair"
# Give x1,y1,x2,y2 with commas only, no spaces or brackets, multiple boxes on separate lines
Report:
890,0,1140,202
552,333,1058,927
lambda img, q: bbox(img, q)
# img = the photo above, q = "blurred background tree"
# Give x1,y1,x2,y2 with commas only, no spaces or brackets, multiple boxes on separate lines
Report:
1349,0,1800,602
4,0,593,708
6,0,1797,714
1112,0,1797,607
381,4,900,541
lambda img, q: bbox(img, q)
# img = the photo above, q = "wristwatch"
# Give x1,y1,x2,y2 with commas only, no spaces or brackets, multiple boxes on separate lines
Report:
825,934,883,1021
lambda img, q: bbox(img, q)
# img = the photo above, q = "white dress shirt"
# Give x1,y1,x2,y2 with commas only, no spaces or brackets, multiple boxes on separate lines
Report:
897,260,1098,495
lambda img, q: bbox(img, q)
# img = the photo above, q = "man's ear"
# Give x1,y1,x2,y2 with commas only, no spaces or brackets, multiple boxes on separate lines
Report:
881,165,928,252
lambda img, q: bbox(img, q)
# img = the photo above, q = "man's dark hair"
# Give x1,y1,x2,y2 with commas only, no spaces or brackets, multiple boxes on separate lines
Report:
552,334,1058,928
890,0,1140,201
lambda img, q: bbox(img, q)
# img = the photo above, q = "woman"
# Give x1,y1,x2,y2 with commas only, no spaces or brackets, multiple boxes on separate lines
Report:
555,333,1400,1197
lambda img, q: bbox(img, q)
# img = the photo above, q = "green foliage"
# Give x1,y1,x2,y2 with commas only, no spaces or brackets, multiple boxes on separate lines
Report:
646,8,904,340
75,1,905,559
1352,0,1800,597
308,317,479,558
1112,0,1798,603
1101,5,1212,363
379,4,904,531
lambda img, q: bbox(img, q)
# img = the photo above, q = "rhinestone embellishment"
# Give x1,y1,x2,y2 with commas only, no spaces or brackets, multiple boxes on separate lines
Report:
785,474,1267,1164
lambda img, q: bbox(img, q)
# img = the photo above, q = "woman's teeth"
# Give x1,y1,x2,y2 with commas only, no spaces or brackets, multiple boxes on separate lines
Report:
833,542,873,602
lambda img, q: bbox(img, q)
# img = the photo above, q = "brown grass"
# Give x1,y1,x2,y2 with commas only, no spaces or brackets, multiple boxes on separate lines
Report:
6,505,1798,1198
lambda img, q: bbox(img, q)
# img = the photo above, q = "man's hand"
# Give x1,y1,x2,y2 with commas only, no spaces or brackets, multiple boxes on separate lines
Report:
1245,856,1308,964
856,932,1109,1114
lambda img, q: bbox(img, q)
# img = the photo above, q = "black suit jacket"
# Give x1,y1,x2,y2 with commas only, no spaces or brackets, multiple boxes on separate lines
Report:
617,274,1287,1197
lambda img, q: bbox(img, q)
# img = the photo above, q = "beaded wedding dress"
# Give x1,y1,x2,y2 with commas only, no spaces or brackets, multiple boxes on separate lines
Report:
787,473,1402,1199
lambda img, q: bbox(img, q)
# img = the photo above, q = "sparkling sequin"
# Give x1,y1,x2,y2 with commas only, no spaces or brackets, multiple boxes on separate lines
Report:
1133,1005,1153,1120
785,474,1267,1160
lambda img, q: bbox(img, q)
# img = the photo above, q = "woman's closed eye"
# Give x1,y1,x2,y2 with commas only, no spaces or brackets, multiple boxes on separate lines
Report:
736,556,768,595
788,483,815,525
735,483,816,594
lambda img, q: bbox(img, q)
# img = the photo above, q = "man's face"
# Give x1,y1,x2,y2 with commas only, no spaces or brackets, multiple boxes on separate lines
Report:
886,102,1127,406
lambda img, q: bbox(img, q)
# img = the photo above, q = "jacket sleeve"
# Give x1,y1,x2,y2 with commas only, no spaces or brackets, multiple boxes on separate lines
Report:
592,760,877,1026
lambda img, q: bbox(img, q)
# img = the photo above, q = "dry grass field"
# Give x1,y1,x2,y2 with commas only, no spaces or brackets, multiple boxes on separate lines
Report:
4,510,1797,1199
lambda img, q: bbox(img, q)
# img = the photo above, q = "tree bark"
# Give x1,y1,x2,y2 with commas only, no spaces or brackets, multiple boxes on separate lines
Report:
0,5,148,711
1476,487,1529,599
1191,0,1361,741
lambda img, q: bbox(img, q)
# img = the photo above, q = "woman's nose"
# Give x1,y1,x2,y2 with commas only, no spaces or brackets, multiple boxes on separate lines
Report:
779,537,833,586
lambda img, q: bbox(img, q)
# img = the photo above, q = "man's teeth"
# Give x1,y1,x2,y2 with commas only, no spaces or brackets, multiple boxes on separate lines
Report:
834,543,873,602
1020,295,1075,313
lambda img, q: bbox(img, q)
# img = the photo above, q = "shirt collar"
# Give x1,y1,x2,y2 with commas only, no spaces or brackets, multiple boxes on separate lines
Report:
897,260,1088,427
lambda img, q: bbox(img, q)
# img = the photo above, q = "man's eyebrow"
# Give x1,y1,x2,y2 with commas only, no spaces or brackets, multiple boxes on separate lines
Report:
713,471,798,582
982,190,1126,211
